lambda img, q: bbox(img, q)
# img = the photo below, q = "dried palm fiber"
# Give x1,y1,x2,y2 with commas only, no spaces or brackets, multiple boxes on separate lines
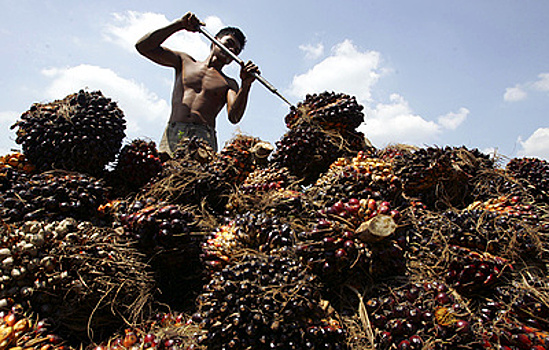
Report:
307,151,403,209
93,311,201,350
0,218,154,343
0,302,73,350
140,135,263,213
11,90,126,176
118,198,206,309
392,146,495,209
0,170,109,224
192,252,347,349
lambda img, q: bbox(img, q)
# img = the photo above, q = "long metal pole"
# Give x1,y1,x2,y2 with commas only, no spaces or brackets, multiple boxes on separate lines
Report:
198,26,293,107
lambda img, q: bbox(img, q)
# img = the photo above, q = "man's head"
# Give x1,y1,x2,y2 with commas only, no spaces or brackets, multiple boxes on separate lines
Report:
214,27,246,54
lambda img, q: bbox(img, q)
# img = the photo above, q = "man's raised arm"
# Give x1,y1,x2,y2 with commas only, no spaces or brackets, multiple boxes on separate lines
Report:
135,12,204,68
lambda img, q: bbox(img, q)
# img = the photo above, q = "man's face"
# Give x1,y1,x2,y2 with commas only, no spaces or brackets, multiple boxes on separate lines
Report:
213,34,242,64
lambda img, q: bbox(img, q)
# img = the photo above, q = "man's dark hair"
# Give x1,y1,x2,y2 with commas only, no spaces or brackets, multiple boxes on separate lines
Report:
215,27,246,51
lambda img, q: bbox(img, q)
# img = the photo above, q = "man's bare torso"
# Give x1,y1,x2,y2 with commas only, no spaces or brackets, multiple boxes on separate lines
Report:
169,53,237,129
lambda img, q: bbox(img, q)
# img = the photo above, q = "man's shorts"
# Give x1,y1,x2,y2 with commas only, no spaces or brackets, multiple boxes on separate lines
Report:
159,121,218,156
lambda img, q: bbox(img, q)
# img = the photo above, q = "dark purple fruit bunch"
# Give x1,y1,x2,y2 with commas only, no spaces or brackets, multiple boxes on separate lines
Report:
271,123,365,184
285,91,364,131
368,280,473,350
393,146,494,209
445,245,512,295
440,207,545,260
193,254,347,350
12,90,126,176
120,201,197,250
507,157,549,203
0,172,109,223
202,212,295,271
109,139,163,195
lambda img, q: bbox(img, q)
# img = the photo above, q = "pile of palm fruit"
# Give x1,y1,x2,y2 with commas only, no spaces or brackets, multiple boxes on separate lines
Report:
1,89,549,350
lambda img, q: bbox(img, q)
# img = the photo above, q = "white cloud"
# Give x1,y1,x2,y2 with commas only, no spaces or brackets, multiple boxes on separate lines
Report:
504,86,527,102
504,72,549,102
517,127,549,160
360,94,442,147
438,107,469,130
103,11,224,60
532,73,549,92
41,64,169,140
289,39,383,102
299,43,324,60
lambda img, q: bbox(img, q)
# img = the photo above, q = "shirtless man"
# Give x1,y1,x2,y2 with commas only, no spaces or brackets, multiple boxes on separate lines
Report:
135,12,259,154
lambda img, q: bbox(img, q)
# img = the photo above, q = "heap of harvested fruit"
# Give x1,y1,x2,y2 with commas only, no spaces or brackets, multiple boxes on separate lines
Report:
12,90,126,175
507,157,549,202
193,253,347,349
393,146,494,208
368,280,474,350
285,91,364,131
0,305,70,350
202,212,295,270
0,171,109,223
0,218,154,341
108,139,162,196
309,151,401,206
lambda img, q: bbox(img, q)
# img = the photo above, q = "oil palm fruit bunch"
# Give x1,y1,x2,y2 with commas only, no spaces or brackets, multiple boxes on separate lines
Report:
240,166,298,194
440,207,546,261
445,245,512,296
309,151,402,206
220,134,272,183
119,201,198,249
109,139,162,196
296,197,402,285
0,304,71,350
193,253,347,350
202,212,295,271
173,135,216,164
393,146,493,209
271,123,364,184
94,312,199,350
367,280,474,350
12,90,126,176
0,219,154,342
507,157,549,203
285,91,364,131
0,171,109,223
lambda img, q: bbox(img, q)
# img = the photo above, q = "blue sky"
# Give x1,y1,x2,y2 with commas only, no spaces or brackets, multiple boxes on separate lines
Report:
1,0,548,160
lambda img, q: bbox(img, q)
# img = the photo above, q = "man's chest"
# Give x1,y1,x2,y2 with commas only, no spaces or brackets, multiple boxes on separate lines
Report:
184,63,229,94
